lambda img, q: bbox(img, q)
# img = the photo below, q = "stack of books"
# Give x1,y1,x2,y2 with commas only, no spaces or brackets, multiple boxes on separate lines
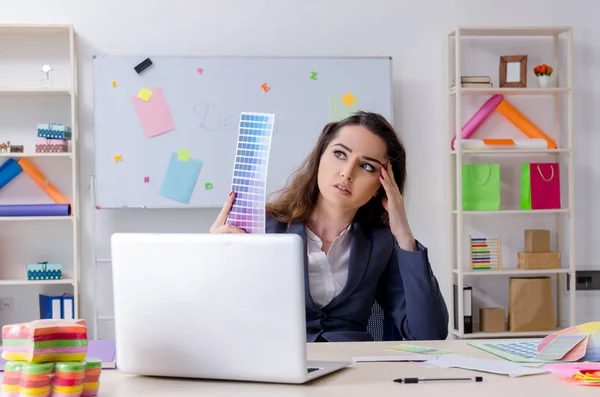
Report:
450,75,493,89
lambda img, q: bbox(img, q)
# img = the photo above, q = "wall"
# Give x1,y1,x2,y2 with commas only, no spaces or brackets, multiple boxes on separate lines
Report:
1,0,599,339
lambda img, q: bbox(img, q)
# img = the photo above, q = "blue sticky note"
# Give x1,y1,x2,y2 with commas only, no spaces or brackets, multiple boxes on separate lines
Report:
159,153,203,204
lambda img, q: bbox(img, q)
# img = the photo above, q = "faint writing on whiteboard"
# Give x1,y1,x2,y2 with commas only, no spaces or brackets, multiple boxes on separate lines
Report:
193,103,235,132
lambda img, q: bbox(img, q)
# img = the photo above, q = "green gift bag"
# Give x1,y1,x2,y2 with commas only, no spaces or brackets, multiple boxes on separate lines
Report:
520,163,532,210
461,164,501,211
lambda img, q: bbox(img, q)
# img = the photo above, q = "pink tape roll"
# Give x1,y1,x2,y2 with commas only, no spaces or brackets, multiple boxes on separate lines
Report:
451,94,504,149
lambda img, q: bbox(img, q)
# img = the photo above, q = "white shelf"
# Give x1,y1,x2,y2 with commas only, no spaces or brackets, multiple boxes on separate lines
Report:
0,25,72,35
453,269,573,276
453,329,562,339
447,26,575,339
451,149,570,155
452,209,570,216
450,87,570,96
0,153,73,158
0,24,81,322
0,88,72,96
0,279,75,286
0,216,73,222
448,27,571,37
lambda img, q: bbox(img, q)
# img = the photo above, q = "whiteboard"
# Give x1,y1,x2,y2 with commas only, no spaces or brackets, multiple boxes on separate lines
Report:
92,56,393,208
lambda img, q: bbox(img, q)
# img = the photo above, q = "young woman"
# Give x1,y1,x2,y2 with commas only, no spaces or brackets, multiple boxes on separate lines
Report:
210,111,448,342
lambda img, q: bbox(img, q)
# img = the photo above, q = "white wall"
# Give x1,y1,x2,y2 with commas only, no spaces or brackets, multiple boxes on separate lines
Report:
2,0,599,339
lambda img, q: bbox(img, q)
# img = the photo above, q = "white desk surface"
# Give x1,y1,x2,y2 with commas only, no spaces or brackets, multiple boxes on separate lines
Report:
1,340,597,396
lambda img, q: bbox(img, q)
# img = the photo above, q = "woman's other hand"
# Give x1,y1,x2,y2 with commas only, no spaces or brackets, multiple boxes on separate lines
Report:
209,191,246,234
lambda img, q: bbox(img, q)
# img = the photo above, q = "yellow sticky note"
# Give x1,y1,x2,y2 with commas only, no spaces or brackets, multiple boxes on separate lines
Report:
112,81,117,88
113,154,122,162
137,87,153,102
341,92,356,107
177,149,191,161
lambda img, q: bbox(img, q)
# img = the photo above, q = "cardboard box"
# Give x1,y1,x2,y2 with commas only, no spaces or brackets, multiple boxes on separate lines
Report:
524,229,551,252
508,277,555,332
480,308,505,333
518,251,560,269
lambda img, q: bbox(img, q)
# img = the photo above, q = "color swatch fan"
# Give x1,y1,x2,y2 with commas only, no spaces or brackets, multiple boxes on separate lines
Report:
538,321,600,362
226,112,275,233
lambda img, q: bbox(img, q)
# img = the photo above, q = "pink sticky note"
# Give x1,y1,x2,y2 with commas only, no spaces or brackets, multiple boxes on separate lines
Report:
131,87,175,138
197,68,203,74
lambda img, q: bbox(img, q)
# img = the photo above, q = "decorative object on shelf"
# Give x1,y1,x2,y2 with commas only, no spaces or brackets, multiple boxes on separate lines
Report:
37,123,72,140
520,162,561,210
470,234,502,270
451,94,557,150
0,203,71,217
39,294,75,320
0,140,11,153
9,145,23,153
508,276,555,332
450,75,492,89
534,63,554,88
35,138,69,153
18,158,71,205
27,262,62,280
461,163,501,211
499,55,527,87
0,158,23,190
40,63,54,88
494,98,556,148
518,229,560,270
480,308,506,333
459,138,548,150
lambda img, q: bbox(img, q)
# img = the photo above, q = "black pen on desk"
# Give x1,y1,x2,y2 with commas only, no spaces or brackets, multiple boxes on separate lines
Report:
394,376,483,384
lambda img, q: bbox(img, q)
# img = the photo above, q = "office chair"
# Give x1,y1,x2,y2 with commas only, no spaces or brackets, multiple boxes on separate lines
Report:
367,301,402,341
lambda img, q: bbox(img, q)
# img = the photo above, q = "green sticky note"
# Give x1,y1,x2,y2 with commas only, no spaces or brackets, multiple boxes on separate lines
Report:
178,149,191,161
329,94,360,122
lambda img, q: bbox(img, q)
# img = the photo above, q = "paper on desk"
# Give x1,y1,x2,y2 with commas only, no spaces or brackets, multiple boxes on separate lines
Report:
353,354,441,362
424,355,549,377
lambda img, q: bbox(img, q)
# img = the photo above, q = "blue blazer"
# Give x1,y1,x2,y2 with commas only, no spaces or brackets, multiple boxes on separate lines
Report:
266,217,449,342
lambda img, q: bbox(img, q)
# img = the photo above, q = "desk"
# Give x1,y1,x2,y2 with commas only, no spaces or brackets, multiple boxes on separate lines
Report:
1,340,596,396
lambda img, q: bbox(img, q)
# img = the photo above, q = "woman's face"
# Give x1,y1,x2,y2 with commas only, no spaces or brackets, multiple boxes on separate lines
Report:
317,125,388,212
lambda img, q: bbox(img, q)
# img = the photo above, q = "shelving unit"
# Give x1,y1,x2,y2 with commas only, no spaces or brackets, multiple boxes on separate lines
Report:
446,27,575,339
0,24,80,323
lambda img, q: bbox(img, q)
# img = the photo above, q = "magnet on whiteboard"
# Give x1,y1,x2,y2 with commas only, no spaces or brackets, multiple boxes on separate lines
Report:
134,58,153,74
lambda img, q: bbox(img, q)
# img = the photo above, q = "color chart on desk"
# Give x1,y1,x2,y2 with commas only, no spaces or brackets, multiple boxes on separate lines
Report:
226,112,275,233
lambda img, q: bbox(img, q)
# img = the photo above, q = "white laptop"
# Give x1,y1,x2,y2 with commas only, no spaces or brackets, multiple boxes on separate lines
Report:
110,232,350,384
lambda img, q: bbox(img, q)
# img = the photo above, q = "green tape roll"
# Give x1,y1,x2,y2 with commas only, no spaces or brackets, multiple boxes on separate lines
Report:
55,361,86,372
84,358,102,369
4,361,24,372
21,362,55,374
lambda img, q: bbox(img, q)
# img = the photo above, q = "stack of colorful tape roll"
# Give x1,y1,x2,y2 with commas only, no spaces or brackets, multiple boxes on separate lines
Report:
1,361,22,397
52,362,86,397
17,362,54,397
82,359,102,397
1,319,101,397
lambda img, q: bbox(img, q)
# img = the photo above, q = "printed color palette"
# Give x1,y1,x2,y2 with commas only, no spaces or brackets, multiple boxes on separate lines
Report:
226,112,275,233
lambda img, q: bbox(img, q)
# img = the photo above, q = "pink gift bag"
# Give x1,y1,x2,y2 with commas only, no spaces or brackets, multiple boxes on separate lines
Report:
530,162,561,209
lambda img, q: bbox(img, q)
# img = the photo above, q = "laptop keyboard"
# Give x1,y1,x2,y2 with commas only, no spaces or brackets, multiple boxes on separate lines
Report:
307,367,319,373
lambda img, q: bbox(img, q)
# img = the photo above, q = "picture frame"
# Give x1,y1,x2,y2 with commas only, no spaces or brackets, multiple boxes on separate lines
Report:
499,55,527,88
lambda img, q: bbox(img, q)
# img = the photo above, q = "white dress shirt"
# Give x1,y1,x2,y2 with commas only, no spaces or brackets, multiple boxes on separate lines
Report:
305,224,352,308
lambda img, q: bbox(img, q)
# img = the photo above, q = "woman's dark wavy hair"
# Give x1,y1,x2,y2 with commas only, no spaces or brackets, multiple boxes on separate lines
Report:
266,111,406,228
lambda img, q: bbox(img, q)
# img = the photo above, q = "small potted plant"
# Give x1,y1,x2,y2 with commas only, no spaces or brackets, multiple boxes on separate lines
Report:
533,64,553,88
